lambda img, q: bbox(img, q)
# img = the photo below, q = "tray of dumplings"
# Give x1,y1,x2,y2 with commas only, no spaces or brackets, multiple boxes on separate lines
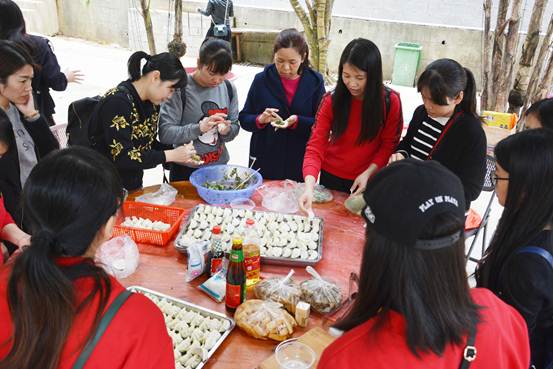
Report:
128,286,234,369
175,204,323,266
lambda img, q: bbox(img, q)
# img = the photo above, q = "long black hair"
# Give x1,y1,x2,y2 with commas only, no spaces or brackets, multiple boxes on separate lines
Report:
273,28,310,74
476,129,553,289
0,40,34,85
332,38,385,145
0,0,37,59
127,51,187,89
198,38,233,75
335,212,480,356
0,108,15,150
525,98,553,130
0,147,125,369
417,58,477,117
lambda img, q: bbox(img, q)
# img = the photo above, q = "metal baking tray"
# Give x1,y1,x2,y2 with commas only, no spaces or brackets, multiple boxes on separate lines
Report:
175,205,324,266
127,286,235,369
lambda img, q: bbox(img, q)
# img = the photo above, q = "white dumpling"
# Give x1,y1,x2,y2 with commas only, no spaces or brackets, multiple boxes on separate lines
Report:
182,310,197,323
219,319,231,332
271,247,283,257
176,337,192,353
300,250,309,259
191,313,205,327
282,247,292,258
185,355,202,369
291,248,301,259
191,328,205,343
193,229,203,239
204,330,222,350
307,240,318,250
223,208,232,217
178,352,193,365
308,250,319,260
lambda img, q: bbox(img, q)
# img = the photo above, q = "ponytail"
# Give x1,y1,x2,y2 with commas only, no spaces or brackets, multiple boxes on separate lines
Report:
127,51,150,81
0,147,121,369
461,67,477,116
2,233,76,369
127,50,186,88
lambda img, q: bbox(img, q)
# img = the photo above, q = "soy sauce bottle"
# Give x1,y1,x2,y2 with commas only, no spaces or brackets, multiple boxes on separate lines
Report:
225,238,246,313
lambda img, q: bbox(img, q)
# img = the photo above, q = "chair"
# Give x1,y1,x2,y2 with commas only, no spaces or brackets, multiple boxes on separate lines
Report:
465,155,496,265
50,123,68,148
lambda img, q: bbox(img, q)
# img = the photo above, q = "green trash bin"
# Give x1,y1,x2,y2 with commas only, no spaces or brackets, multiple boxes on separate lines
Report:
392,42,422,87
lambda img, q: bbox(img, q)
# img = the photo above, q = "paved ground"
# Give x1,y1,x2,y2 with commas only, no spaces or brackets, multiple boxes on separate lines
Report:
48,36,500,276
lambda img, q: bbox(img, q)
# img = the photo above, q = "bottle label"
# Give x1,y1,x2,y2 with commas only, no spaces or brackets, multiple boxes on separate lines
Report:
226,283,243,308
210,257,223,276
245,255,260,274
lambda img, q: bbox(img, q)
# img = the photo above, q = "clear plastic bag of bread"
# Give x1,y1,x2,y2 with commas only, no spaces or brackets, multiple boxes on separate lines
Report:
253,269,302,313
300,266,343,314
235,299,296,341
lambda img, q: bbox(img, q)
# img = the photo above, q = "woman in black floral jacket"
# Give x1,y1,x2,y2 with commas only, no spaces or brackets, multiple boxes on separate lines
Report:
94,51,196,191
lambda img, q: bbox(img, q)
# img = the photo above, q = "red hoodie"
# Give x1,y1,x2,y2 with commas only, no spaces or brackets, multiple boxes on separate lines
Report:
0,257,175,369
303,91,403,180
0,197,14,265
319,288,530,369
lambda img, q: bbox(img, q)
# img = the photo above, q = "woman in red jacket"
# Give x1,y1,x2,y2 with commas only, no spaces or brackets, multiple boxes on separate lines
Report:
299,38,403,213
0,147,174,369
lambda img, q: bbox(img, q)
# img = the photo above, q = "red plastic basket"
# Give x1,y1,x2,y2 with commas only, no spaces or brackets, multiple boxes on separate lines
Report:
112,201,186,246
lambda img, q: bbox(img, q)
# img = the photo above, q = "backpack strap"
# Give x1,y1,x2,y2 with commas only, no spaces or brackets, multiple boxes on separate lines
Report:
384,86,391,118
516,246,553,269
71,289,133,369
89,85,135,147
459,326,477,369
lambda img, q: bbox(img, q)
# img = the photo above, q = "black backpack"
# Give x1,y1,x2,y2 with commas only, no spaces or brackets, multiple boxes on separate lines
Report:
66,85,133,147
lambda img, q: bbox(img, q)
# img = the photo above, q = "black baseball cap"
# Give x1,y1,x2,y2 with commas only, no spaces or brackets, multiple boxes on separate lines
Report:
362,159,465,249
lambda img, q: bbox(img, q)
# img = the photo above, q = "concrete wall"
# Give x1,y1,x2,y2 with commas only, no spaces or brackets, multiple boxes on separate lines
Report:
57,0,129,47
15,0,544,90
234,0,553,31
14,0,59,35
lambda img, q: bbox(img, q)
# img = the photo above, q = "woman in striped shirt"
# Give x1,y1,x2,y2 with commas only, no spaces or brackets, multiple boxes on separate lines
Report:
389,58,486,209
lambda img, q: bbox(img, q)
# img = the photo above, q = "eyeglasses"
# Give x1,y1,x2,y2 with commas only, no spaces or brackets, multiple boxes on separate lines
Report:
491,174,510,187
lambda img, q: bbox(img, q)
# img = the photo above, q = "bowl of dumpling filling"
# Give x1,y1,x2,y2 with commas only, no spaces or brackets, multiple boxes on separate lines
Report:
190,165,263,205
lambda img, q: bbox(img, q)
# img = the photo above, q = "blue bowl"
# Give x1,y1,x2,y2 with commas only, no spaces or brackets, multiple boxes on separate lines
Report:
189,164,263,205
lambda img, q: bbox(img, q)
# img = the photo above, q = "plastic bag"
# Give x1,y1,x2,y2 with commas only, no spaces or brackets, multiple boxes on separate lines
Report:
300,266,343,314
257,180,298,214
344,193,366,215
295,183,333,203
95,235,139,279
185,240,210,282
198,270,226,302
135,182,178,206
253,269,302,313
235,299,297,341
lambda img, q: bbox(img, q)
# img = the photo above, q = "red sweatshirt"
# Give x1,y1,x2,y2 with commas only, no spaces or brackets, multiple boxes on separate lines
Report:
0,197,14,265
303,92,403,180
0,257,174,369
318,288,530,369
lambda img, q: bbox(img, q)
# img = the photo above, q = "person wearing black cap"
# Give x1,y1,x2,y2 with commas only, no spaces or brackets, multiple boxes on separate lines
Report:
318,159,530,369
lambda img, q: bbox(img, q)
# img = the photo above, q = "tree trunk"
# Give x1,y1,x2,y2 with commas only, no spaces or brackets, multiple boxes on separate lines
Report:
495,0,524,112
527,14,553,105
534,54,553,101
168,0,187,57
489,0,510,109
139,0,156,54
175,0,183,39
481,0,493,111
289,0,334,81
509,0,548,115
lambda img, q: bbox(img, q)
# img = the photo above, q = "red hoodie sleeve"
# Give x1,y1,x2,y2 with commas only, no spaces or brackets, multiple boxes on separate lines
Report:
302,94,333,180
370,91,403,169
0,197,14,229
